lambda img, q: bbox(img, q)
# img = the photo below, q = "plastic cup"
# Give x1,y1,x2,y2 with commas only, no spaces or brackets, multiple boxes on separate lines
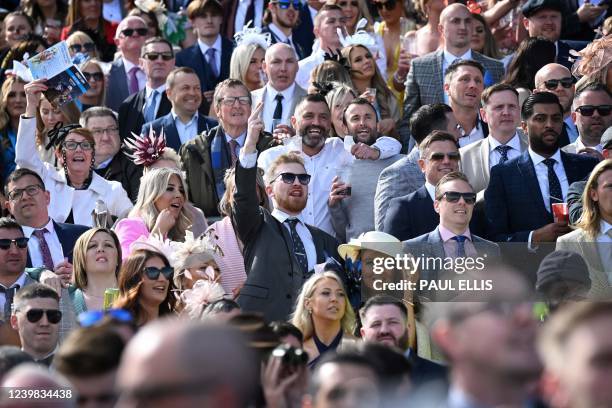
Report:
336,166,352,196
283,135,302,153
552,203,569,223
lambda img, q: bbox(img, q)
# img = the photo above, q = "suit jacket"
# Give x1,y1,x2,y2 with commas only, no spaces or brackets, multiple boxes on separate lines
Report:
105,58,130,112
26,221,89,268
175,38,233,92
407,350,448,387
384,186,439,241
141,112,218,152
261,25,306,60
118,89,172,141
232,162,341,321
484,150,598,243
293,3,316,58
458,130,528,193
251,84,307,130
94,151,143,202
567,179,586,225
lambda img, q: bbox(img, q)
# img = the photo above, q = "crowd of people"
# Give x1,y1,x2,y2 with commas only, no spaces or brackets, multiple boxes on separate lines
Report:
0,0,612,406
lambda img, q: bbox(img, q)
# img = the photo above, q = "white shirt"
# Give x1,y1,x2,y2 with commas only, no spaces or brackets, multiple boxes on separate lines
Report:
262,83,296,132
488,132,522,168
308,4,318,23
596,220,612,282
442,49,472,104
102,0,123,22
271,209,317,272
172,110,199,144
0,272,27,315
296,49,325,90
569,136,603,154
143,84,167,119
235,0,264,34
123,58,146,92
197,36,222,76
457,116,485,148
22,218,65,269
425,182,436,201
528,148,569,212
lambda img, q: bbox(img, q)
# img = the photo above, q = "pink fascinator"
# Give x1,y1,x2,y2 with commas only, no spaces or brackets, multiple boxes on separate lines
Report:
124,127,167,166
180,279,227,320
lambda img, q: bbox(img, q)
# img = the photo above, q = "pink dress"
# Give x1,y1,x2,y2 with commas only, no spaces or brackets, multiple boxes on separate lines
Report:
114,217,150,260
206,217,248,296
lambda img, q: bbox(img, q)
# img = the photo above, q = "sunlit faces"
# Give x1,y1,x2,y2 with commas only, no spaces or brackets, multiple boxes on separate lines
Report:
139,255,170,306
115,17,148,53
6,80,26,119
571,90,612,143
267,162,309,213
86,115,120,163
523,9,562,42
246,47,265,87
590,169,612,222
58,132,95,173
470,18,486,53
440,5,473,49
264,44,298,92
85,231,119,276
348,46,375,80
167,72,202,116
331,91,356,136
140,42,175,84
82,62,104,99
80,0,102,21
153,174,186,218
271,1,300,29
4,15,32,47
445,65,484,109
418,140,460,185
6,174,50,225
305,277,347,322
434,179,475,229
215,85,251,129
0,228,28,276
535,65,575,113
39,98,65,132
360,304,409,349
481,90,520,136
191,11,223,38
338,0,360,29
11,297,61,357
375,0,403,24
292,101,331,150
181,260,221,290
343,102,378,145
314,9,346,47
523,103,564,156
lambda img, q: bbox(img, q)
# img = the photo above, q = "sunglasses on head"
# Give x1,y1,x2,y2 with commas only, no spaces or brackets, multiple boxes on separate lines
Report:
271,172,311,185
144,52,174,61
275,0,300,9
575,104,612,117
25,308,62,324
428,152,460,161
69,43,96,54
439,191,477,204
78,308,133,327
83,71,104,82
144,266,174,280
121,27,148,37
543,77,574,90
374,0,397,11
0,237,29,250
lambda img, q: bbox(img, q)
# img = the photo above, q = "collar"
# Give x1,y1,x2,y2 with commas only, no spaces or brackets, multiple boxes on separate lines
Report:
145,84,166,97
225,132,247,147
575,137,603,153
96,156,114,170
457,113,482,137
122,57,140,72
443,48,472,65
1,271,27,290
272,208,305,225
447,384,485,408
266,82,296,101
268,23,291,43
529,147,562,167
22,218,55,239
438,224,472,242
601,220,612,235
171,110,199,125
489,131,521,152
198,35,222,55
425,182,436,201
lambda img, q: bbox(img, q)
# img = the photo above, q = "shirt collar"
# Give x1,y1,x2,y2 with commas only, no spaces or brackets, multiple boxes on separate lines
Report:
171,110,199,125
529,147,562,167
96,156,114,170
268,23,291,43
267,82,296,100
425,182,436,201
225,132,247,147
1,271,27,290
198,35,222,55
575,137,603,153
145,84,166,97
489,131,521,152
22,218,54,239
272,208,305,225
123,58,139,72
438,224,472,242
443,48,472,65
600,220,612,235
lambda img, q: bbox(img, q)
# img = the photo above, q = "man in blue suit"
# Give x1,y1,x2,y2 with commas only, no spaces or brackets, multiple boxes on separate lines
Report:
141,67,217,152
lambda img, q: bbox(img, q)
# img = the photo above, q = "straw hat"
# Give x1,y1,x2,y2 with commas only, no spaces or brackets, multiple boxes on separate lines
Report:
337,231,402,260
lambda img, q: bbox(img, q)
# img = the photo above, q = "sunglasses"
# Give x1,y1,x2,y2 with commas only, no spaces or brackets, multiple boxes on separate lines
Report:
78,308,133,327
63,140,94,151
144,266,174,280
121,28,148,37
374,0,397,11
275,0,300,9
543,77,574,90
439,191,477,204
271,172,311,185
575,104,612,117
338,0,358,7
0,237,29,250
428,152,460,161
69,43,96,54
83,71,104,82
25,308,62,324
144,52,174,61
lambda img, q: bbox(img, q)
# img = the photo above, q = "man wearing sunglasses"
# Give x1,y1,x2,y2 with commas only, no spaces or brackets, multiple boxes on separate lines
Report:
9,283,61,366
106,16,149,112
262,0,305,59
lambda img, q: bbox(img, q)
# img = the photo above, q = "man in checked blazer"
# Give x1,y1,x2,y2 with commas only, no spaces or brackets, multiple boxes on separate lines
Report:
402,4,504,137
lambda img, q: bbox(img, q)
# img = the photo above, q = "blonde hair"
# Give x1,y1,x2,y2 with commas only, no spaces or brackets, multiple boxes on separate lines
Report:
229,43,265,90
66,31,100,59
325,82,357,137
0,76,26,129
129,168,193,241
576,159,612,238
291,271,356,339
264,153,305,185
81,59,106,105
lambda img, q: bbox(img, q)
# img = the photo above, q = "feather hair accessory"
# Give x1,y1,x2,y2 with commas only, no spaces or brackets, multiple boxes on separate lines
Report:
123,127,167,166
170,231,223,271
337,19,378,54
180,279,227,320
570,36,612,79
130,233,176,267
234,21,272,49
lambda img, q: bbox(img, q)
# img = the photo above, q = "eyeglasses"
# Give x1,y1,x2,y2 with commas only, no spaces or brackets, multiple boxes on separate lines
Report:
121,28,148,37
219,96,251,106
144,266,174,280
439,191,477,204
143,52,174,61
0,238,29,250
83,71,104,82
25,308,62,324
575,104,612,117
62,140,94,150
374,0,397,11
275,0,300,9
90,127,119,137
338,0,359,7
7,184,44,201
428,152,460,161
271,172,311,185
543,77,574,90
78,308,133,327
69,43,96,54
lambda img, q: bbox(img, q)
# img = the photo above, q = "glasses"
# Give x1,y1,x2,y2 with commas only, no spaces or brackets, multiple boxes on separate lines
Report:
83,71,104,82
439,191,477,204
143,52,174,61
271,172,311,185
0,238,29,250
219,96,251,106
63,140,94,150
575,104,612,117
428,152,460,161
121,27,148,37
91,127,119,137
144,266,174,280
275,0,300,9
69,43,96,54
374,0,397,11
7,184,44,201
543,77,574,90
25,309,62,324
78,308,133,327
338,0,359,6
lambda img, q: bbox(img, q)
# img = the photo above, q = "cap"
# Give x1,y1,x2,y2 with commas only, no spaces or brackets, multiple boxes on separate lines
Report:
522,0,564,18
536,250,591,292
601,126,612,150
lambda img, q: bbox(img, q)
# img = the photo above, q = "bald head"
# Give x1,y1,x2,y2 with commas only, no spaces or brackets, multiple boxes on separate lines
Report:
264,43,298,91
439,3,473,53
115,16,147,40
440,3,470,24
1,364,75,407
534,64,575,113
535,64,571,89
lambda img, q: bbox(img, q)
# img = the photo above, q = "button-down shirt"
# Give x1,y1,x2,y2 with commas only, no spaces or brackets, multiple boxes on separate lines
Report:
438,224,477,258
296,49,325,90
172,110,199,145
0,272,27,314
235,0,264,33
22,218,65,269
529,148,569,212
143,84,167,118
488,132,522,168
123,58,146,91
262,83,296,132
442,49,472,104
197,35,222,75
570,136,603,154
457,115,486,148
271,209,317,272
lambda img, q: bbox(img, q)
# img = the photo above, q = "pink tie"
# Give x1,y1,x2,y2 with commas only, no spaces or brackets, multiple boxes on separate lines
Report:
33,229,54,270
229,139,238,165
128,66,140,94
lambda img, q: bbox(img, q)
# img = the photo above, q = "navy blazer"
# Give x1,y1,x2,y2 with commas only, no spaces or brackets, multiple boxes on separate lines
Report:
293,3,316,57
26,221,89,268
118,89,172,141
261,25,306,60
383,186,439,241
105,58,130,113
141,113,218,152
175,37,233,93
484,150,598,243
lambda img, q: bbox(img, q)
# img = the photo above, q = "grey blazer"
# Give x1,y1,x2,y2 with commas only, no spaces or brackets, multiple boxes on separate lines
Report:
251,84,307,130
105,58,131,113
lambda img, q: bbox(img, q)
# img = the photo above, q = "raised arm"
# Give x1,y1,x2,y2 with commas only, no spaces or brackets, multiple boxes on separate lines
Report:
16,80,49,176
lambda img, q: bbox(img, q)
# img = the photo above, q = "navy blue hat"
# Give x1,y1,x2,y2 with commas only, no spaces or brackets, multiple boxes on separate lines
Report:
522,0,564,18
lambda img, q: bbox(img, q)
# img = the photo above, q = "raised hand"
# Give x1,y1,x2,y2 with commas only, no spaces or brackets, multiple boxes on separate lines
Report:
245,101,265,153
24,79,48,117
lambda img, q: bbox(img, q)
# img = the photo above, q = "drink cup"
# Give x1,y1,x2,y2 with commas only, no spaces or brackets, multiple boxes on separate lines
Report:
402,33,417,55
103,288,119,310
552,203,569,223
336,166,352,196
283,135,302,153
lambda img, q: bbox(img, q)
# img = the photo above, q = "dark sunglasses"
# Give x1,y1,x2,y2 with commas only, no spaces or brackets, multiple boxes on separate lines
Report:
374,0,397,11
121,28,148,37
83,71,104,82
271,172,311,185
144,52,174,61
0,237,29,250
25,308,62,324
144,266,174,280
429,152,460,161
338,0,358,6
439,191,477,204
575,104,612,117
69,43,96,54
78,308,133,327
543,77,574,90
275,0,300,9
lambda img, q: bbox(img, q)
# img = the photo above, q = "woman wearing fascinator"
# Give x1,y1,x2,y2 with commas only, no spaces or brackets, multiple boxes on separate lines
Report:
229,22,272,91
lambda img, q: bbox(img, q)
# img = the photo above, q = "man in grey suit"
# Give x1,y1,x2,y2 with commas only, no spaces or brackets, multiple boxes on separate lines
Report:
105,16,149,112
460,83,528,193
251,43,306,133
375,104,459,230
402,3,504,143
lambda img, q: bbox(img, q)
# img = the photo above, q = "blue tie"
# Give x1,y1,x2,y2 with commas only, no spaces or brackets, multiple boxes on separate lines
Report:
495,145,511,164
451,235,467,258
144,90,159,123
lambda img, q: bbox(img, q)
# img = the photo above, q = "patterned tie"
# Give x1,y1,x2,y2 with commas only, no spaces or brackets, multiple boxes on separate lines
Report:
451,235,467,258
128,66,140,94
205,48,219,78
1,284,20,320
273,94,284,120
286,218,309,276
543,158,563,213
495,145,511,164
229,139,238,165
33,229,54,270
144,90,159,123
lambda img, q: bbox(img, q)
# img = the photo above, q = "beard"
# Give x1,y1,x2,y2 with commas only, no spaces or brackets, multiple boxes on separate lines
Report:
275,193,307,213
529,128,560,156
351,126,377,146
376,331,410,350
300,124,327,149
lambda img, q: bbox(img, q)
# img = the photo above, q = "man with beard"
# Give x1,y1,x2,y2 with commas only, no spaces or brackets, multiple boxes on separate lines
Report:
360,295,447,387
262,0,305,59
258,94,400,236
232,99,340,321
328,98,402,241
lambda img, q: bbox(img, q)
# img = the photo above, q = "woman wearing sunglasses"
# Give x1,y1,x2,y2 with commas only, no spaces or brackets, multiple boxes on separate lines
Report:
78,59,106,110
114,248,177,326
65,30,101,60
16,79,133,226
